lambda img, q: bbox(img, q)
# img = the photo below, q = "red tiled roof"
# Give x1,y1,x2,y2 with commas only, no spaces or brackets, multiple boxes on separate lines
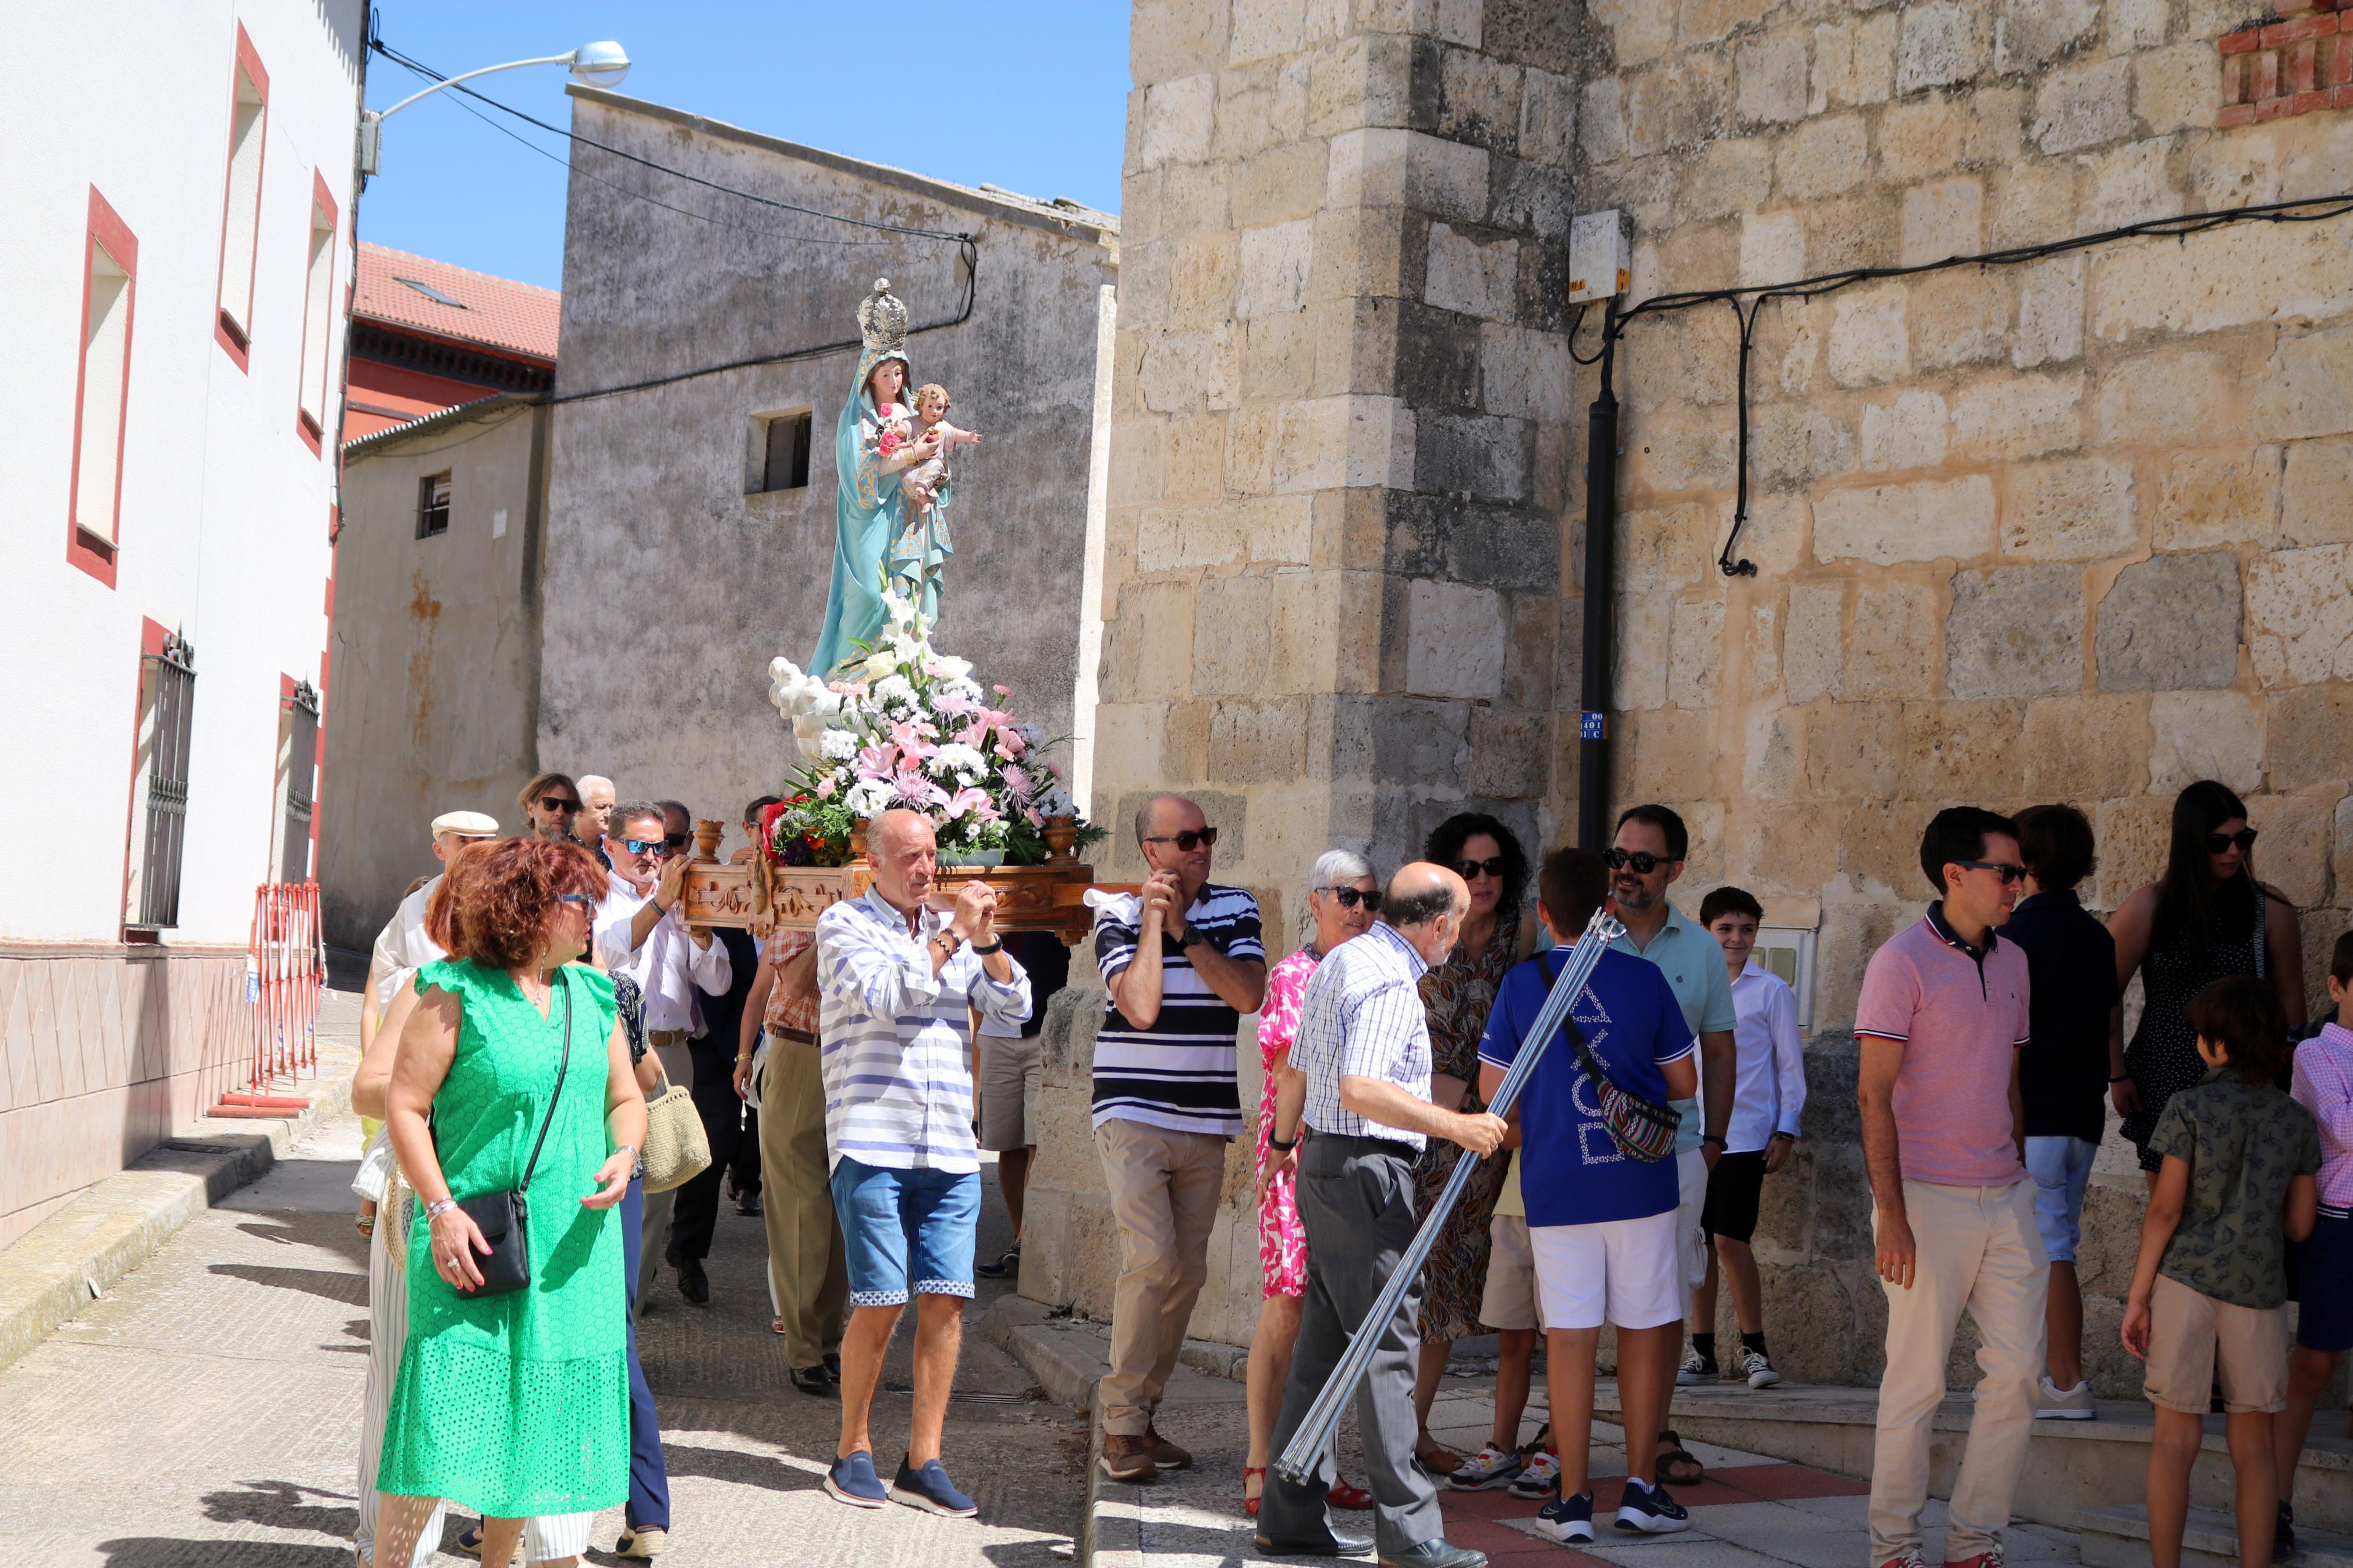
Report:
354,241,560,363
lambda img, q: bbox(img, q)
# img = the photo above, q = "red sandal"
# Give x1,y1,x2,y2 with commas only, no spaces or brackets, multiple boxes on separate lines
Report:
1328,1474,1374,1510
1243,1466,1266,1517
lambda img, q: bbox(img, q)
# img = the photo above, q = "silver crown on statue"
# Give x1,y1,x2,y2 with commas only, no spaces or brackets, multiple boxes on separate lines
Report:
858,278,908,360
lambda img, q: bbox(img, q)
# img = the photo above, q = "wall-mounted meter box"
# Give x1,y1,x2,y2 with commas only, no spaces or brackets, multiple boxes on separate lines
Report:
1753,925,1819,1032
1568,210,1631,303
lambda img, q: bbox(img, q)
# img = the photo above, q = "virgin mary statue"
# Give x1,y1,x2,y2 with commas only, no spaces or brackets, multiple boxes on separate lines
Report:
809,279,945,677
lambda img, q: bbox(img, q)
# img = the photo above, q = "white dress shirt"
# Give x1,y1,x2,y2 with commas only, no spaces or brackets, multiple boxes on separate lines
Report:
368,874,445,1019
1725,957,1807,1153
594,874,730,1033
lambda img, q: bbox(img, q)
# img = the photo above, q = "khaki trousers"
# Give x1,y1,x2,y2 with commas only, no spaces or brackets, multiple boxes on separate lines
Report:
1095,1117,1228,1437
636,1034,693,1306
1868,1178,2049,1564
760,1030,847,1371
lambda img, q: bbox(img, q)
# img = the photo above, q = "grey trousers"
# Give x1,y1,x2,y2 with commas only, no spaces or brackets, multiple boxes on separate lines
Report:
637,1034,694,1306
1260,1135,1443,1555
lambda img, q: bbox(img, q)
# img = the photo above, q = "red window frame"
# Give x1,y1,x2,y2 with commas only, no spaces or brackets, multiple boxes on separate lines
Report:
294,170,339,454
68,187,139,589
212,23,269,371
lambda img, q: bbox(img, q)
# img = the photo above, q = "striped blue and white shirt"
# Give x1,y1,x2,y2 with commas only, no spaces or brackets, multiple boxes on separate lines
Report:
1289,920,1434,1151
1092,883,1265,1137
815,887,1031,1174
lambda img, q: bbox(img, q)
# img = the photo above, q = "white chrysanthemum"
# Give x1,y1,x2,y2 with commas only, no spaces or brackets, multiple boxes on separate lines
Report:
844,779,894,816
873,674,917,710
936,676,984,707
819,728,858,762
928,742,988,780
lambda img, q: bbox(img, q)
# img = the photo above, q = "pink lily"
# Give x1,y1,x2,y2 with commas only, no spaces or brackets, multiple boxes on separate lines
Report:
945,785,992,821
857,741,899,780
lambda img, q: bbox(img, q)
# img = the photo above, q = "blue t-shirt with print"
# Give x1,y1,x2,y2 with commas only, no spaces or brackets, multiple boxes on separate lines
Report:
1478,947,1696,1229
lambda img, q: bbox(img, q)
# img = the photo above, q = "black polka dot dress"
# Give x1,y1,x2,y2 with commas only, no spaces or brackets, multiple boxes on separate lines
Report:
2121,898,2266,1172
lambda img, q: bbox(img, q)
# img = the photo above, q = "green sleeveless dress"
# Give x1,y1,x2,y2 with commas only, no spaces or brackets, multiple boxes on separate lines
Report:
377,959,630,1517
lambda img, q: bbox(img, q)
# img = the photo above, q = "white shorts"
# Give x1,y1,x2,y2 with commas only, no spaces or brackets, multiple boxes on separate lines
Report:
1675,1147,1709,1290
1531,1209,1685,1332
1481,1213,1541,1332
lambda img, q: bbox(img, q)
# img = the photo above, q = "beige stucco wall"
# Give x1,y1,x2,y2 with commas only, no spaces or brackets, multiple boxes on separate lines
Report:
1032,0,2353,1398
319,399,548,951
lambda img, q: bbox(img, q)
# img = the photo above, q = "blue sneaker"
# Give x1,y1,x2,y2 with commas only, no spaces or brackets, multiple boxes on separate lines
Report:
890,1455,978,1518
825,1449,888,1509
1614,1477,1690,1534
1534,1491,1595,1543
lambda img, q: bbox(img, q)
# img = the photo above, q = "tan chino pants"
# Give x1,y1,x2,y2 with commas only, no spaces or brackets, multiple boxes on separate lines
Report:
1095,1117,1229,1437
1868,1178,2049,1565
761,1030,847,1371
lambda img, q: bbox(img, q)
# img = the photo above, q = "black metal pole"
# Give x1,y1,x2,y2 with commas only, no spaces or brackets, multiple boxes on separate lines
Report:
1577,300,1619,852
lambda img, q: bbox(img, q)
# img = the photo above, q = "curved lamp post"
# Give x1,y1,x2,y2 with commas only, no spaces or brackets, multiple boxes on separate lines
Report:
359,41,629,175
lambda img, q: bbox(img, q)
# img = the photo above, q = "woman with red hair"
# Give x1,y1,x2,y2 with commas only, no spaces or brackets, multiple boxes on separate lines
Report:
367,837,647,1568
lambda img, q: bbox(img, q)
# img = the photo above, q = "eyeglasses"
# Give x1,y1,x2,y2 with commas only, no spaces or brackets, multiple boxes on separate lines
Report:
1316,886,1376,909
2206,828,2258,855
1455,856,1507,881
539,796,580,813
1955,859,2029,884
1144,828,1218,852
1603,847,1671,875
619,838,665,856
555,894,596,909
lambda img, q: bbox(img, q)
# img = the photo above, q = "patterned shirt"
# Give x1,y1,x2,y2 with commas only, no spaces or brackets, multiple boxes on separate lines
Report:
760,928,820,1038
2152,1069,2322,1309
1092,883,1265,1136
2291,1021,2353,1214
1288,921,1435,1151
815,888,1031,1174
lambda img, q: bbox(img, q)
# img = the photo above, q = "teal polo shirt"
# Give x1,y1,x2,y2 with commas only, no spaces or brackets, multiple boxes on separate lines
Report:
1609,901,1736,1154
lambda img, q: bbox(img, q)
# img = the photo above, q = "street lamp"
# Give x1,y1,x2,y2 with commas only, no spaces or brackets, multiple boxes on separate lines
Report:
358,41,629,175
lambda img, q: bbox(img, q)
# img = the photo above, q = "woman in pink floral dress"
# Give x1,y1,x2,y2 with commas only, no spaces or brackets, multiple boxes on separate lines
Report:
1243,849,1380,1519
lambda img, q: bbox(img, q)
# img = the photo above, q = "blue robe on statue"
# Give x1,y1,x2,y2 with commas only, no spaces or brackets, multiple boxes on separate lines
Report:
810,345,914,678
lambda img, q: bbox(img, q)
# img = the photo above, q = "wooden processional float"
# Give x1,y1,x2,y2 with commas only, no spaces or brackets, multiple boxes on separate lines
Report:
675,815,1112,944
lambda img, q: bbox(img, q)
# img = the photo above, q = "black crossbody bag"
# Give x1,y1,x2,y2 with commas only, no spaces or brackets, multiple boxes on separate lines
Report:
445,972,573,1299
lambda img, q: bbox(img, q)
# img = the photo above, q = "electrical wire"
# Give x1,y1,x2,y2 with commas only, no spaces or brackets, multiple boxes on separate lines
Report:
1566,301,1608,367
368,36,979,244
1599,189,2353,577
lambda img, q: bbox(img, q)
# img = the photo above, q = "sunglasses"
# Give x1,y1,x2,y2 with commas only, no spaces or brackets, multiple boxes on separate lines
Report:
1144,827,1218,852
2206,828,2258,855
1455,856,1507,881
1955,859,2029,884
539,796,581,813
619,838,665,856
1317,886,1376,909
663,833,691,850
1603,847,1670,875
555,893,597,909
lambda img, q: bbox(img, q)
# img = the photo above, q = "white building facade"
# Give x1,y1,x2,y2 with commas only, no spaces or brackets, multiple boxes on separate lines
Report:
0,3,364,1247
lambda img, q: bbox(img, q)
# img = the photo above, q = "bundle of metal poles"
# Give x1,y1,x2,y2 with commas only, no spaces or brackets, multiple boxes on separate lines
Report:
1273,903,1627,1488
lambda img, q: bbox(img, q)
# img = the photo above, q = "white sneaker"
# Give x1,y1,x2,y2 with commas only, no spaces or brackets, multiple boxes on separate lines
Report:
1740,1345,1781,1388
1446,1441,1524,1491
1507,1447,1561,1499
2035,1375,2096,1419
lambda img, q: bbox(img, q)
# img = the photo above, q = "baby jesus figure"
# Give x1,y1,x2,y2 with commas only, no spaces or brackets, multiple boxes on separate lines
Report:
899,382,981,518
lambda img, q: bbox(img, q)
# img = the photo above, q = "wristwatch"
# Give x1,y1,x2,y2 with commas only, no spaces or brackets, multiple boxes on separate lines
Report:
1269,1131,1298,1152
1178,926,1208,948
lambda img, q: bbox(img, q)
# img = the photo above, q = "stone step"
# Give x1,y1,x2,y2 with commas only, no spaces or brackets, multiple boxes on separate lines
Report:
2075,1503,2353,1568
1596,1378,2353,1535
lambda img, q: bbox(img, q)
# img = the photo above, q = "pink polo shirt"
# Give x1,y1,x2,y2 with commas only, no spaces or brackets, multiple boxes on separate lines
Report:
1854,909,2032,1189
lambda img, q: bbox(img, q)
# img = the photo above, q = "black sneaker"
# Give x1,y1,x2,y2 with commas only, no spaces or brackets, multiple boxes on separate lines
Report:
1614,1478,1691,1534
1676,1346,1717,1385
975,1243,1021,1278
2276,1500,2297,1562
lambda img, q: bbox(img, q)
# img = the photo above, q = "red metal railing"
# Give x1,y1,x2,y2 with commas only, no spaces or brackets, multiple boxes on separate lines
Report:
214,880,322,1118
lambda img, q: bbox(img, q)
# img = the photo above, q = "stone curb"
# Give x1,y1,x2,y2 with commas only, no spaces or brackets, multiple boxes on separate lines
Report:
0,1046,356,1378
980,1295,1147,1568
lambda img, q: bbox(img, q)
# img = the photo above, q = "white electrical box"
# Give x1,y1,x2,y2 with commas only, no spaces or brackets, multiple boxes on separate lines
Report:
1753,925,1819,1031
1568,209,1631,303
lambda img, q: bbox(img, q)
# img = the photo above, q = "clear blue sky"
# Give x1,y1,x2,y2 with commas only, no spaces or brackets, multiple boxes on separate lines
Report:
360,3,1130,289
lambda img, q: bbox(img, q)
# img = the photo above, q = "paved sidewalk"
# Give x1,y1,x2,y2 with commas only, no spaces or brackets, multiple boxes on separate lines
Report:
0,1105,1083,1565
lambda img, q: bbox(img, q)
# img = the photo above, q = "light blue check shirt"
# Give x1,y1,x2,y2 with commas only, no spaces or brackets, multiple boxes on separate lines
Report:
815,887,1031,1174
1286,921,1433,1151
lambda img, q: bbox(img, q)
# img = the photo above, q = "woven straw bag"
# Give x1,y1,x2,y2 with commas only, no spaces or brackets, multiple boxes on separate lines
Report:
384,1160,413,1272
640,1072,711,1193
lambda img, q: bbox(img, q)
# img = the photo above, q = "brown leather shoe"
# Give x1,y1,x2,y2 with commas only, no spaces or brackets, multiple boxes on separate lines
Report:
1099,1432,1158,1481
1142,1423,1193,1470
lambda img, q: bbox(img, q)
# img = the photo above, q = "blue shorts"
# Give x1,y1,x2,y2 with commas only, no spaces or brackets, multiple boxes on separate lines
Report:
2024,1135,2096,1264
2295,1213,2353,1353
829,1157,981,1308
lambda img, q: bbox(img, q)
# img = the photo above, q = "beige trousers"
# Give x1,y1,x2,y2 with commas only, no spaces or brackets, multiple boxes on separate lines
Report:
636,1034,694,1306
760,1030,847,1371
1868,1178,2049,1564
1095,1118,1229,1437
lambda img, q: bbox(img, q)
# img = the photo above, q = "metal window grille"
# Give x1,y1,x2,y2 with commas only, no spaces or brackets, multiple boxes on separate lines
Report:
277,679,319,882
131,632,196,930
417,471,451,536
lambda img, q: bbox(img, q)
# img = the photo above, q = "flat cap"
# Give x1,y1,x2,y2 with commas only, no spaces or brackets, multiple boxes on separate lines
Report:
431,810,501,839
